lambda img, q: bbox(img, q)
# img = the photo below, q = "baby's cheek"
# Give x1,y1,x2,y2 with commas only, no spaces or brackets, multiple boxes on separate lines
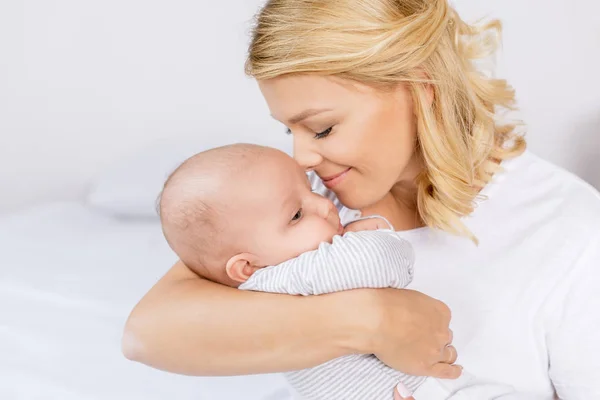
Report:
313,220,339,245
292,222,325,253
284,220,339,261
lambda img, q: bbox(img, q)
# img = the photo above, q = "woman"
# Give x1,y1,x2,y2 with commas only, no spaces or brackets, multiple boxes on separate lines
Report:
123,0,600,398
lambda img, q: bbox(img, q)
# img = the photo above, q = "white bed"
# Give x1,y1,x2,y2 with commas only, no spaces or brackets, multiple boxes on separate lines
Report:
0,201,292,400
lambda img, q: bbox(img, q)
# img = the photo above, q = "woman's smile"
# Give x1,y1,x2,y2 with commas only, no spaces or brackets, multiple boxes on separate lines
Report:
321,168,351,189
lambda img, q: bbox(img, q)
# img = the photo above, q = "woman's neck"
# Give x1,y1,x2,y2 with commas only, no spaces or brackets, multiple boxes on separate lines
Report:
360,184,423,231
359,152,425,231
359,151,502,231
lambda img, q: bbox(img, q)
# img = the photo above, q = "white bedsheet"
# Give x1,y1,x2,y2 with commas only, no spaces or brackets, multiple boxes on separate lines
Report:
0,203,291,400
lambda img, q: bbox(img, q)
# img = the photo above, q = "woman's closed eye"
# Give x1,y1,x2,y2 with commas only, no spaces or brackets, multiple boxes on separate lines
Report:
285,127,333,139
314,127,332,139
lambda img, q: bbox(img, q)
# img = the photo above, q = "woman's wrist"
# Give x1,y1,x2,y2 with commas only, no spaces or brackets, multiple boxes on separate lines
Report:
325,289,383,356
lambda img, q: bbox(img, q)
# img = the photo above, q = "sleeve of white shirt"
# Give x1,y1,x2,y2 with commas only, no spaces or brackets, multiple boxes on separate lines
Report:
546,233,600,399
239,230,414,295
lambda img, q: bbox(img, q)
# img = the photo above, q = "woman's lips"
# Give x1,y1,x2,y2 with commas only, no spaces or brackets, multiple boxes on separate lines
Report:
321,168,351,189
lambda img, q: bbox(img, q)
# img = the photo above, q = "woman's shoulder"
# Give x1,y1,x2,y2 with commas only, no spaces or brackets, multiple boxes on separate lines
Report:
511,151,600,206
496,150,600,234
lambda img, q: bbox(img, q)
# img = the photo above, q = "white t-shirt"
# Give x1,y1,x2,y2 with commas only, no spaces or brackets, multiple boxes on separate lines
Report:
315,151,600,399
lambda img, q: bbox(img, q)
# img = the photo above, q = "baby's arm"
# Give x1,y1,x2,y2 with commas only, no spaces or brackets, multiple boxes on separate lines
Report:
239,230,414,295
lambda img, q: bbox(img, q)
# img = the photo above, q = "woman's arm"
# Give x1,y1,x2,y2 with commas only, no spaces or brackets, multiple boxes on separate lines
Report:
123,260,360,375
123,260,460,378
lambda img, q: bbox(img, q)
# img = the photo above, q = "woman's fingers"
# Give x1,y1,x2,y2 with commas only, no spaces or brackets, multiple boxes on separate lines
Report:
429,362,463,379
369,289,458,376
442,344,458,364
394,383,415,400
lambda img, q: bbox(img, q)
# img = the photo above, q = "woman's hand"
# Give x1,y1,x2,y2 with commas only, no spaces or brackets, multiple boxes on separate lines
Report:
348,288,461,379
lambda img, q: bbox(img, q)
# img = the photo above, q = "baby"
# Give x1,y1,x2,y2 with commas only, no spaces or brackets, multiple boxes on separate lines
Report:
158,143,397,289
158,144,516,400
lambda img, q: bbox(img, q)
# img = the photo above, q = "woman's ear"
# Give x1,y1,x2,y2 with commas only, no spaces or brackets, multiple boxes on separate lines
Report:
225,253,262,284
424,82,434,107
418,70,435,107
410,69,435,107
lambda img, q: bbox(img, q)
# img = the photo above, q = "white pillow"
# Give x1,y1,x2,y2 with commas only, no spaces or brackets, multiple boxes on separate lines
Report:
86,138,292,218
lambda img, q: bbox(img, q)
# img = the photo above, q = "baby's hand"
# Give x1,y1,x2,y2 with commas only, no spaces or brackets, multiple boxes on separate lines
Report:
343,217,389,234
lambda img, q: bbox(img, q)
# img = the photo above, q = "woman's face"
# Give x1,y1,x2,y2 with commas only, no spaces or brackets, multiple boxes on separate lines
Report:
258,75,423,210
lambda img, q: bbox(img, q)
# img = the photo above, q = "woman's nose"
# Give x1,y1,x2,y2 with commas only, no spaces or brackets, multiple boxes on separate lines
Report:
293,134,322,171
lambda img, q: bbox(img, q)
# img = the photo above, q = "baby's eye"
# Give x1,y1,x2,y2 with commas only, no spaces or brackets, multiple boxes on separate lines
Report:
291,209,303,222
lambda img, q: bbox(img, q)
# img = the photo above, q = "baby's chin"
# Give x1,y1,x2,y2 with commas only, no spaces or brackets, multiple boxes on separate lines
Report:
318,227,343,247
336,221,344,236
280,230,340,261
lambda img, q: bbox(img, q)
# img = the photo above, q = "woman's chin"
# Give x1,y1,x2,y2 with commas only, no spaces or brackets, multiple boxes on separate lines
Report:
337,186,395,212
335,191,374,211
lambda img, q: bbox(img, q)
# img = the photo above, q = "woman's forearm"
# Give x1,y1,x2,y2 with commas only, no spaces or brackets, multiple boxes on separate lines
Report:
122,261,369,376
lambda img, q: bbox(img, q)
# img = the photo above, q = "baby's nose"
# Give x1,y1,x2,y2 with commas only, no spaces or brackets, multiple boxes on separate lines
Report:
318,199,333,217
310,193,337,220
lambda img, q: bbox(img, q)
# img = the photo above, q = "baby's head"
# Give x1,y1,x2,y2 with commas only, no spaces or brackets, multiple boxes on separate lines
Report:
158,144,342,287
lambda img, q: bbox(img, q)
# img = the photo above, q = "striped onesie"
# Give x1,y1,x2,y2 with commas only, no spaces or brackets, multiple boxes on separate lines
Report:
239,229,426,400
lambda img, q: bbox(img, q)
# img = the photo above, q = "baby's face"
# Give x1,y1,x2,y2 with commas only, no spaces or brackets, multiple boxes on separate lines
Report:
236,152,343,266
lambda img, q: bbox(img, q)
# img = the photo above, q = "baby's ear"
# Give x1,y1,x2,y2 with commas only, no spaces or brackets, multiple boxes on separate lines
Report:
225,253,262,283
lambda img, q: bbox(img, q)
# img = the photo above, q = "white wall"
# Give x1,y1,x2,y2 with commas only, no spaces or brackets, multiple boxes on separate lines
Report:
457,0,600,187
1,0,599,214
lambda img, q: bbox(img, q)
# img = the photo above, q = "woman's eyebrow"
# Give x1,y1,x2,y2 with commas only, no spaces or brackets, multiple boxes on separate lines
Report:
286,108,332,125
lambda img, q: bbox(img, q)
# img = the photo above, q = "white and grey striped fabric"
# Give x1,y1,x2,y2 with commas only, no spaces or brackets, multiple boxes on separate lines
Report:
239,230,426,400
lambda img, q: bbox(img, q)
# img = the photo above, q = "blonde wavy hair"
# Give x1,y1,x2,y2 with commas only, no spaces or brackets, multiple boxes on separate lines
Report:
245,0,526,240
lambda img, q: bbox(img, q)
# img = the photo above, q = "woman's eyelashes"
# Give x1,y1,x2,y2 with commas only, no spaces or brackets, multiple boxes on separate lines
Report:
314,127,333,139
285,127,334,139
